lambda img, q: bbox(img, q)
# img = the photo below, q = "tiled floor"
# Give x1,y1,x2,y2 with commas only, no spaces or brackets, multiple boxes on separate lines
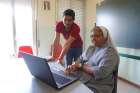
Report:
117,79,140,93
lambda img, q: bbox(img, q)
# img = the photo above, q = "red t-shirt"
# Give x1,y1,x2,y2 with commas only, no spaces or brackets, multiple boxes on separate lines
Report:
56,21,83,48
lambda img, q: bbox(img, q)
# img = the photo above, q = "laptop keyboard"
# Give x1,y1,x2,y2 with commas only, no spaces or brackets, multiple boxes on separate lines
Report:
53,73,72,85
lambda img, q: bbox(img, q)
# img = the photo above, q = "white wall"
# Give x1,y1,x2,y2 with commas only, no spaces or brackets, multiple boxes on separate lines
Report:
118,47,140,85
84,0,97,49
33,0,57,57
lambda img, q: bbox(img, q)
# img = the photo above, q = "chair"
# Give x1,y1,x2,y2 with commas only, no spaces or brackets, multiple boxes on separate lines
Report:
112,65,119,93
50,44,62,60
18,46,33,58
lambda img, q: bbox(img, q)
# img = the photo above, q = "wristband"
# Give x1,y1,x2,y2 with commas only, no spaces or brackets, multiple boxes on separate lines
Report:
79,63,84,70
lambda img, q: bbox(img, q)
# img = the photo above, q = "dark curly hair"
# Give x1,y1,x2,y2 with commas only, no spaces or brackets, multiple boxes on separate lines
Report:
63,9,75,20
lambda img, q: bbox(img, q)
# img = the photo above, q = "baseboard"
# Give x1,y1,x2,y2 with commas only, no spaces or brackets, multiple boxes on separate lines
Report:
118,76,140,89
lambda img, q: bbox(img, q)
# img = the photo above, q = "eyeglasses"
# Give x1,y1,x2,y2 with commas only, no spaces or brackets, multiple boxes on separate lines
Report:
90,34,102,38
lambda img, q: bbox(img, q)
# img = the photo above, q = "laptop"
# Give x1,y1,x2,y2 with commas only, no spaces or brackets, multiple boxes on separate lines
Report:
21,52,78,89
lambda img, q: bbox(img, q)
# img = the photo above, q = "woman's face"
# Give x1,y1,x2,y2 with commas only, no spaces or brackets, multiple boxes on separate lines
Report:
90,27,106,47
63,15,74,29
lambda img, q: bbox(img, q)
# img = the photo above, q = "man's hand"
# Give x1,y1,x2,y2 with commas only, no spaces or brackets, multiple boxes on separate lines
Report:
56,59,63,65
46,56,55,62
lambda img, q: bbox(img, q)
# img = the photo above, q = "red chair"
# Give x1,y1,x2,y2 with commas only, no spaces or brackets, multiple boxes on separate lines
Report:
50,44,62,60
18,46,33,58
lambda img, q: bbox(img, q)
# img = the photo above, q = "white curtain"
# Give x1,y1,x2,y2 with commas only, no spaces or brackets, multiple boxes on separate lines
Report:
0,0,33,59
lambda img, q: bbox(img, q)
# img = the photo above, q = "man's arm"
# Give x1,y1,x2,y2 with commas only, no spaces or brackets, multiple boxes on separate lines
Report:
58,36,75,61
52,32,60,58
53,32,60,45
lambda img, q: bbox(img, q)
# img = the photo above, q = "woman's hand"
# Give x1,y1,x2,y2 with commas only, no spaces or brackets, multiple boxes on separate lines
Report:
64,62,81,75
82,64,94,75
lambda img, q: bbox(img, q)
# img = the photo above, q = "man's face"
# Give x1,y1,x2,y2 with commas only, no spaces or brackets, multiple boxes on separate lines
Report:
90,27,106,47
63,15,74,28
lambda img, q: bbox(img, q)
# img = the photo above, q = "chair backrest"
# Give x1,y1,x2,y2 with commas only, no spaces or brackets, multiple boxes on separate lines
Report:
18,46,33,58
50,44,62,60
112,65,119,93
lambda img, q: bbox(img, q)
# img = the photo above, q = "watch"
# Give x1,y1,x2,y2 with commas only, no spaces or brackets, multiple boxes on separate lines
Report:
79,62,84,70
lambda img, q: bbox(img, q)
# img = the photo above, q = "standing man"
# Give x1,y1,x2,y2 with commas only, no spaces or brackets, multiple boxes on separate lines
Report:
52,9,83,67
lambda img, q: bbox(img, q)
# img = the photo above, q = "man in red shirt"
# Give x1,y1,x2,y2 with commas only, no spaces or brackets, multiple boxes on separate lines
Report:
52,9,83,67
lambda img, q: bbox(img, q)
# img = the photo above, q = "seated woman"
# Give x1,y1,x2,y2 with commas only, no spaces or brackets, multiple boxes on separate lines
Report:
65,26,120,93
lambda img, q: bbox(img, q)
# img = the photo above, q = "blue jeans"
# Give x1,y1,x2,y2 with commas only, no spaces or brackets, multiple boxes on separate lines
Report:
64,47,83,67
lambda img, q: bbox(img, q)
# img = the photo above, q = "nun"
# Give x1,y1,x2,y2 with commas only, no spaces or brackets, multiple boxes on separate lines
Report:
65,26,120,93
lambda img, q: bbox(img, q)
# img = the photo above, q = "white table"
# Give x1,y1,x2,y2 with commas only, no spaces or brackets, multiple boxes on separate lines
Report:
0,58,93,93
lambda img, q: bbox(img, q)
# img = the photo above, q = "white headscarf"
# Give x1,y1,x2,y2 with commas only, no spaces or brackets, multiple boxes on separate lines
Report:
98,26,118,52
